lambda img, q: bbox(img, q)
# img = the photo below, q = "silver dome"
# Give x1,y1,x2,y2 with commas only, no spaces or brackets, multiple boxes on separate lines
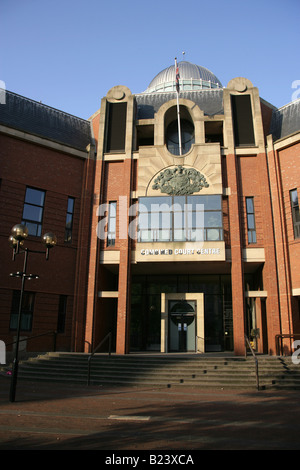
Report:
144,61,222,93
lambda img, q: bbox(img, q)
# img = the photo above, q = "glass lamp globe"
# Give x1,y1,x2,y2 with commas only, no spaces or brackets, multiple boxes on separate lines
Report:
42,232,57,248
11,224,29,241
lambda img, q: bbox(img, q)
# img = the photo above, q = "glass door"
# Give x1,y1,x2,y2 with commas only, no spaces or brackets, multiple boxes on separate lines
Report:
168,300,196,352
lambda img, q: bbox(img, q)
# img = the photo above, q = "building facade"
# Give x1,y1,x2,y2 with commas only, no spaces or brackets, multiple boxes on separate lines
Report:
0,61,299,357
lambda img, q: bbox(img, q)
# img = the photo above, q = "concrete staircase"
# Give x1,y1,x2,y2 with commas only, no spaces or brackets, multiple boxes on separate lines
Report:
3,352,300,390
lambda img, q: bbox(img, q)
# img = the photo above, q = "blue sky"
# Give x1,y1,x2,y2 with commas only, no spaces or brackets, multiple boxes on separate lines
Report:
1,0,299,119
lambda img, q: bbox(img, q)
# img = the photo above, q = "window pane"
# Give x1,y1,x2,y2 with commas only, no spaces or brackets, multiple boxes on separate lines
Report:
139,213,149,229
139,197,171,212
246,197,256,244
207,229,221,241
67,197,74,213
291,189,298,207
187,196,205,210
25,188,45,206
174,229,186,241
22,221,40,237
108,217,116,232
248,230,257,244
150,212,160,229
188,195,221,210
161,213,172,229
66,213,73,227
138,200,149,213
188,211,204,229
158,230,171,241
23,204,43,223
109,202,117,218
107,234,115,246
190,229,204,241
173,196,185,211
22,187,45,237
65,198,74,243
247,214,255,229
204,212,222,227
174,211,184,229
290,189,300,239
246,197,254,213
140,230,152,242
107,202,117,246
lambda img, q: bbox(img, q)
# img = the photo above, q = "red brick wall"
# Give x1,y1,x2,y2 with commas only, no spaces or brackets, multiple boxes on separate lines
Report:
225,150,281,354
278,143,300,289
226,153,246,355
238,155,264,247
0,133,91,352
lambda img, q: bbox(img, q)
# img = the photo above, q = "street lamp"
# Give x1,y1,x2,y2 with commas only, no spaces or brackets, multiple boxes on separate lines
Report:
8,223,57,402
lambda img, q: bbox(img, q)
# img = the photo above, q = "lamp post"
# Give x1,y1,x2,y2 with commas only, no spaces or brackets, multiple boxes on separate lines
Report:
8,224,57,402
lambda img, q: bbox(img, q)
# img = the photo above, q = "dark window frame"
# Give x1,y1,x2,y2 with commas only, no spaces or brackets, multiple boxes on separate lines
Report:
65,197,75,243
290,189,300,239
231,94,255,147
105,102,127,153
166,119,195,156
138,195,223,243
246,197,257,244
22,186,45,237
107,201,117,247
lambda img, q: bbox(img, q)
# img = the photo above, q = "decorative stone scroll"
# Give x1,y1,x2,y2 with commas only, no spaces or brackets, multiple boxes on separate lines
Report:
152,165,209,196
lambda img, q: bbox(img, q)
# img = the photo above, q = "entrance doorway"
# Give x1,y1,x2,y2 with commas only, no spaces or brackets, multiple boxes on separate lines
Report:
161,293,204,353
130,275,233,353
169,300,196,352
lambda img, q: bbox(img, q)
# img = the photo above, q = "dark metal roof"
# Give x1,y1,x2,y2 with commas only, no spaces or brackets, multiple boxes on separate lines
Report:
0,90,92,151
270,99,300,141
136,89,224,119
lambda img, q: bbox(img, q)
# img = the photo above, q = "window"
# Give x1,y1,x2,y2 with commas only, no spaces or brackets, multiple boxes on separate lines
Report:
105,102,127,153
290,189,300,239
22,187,45,236
138,195,223,242
231,95,255,146
205,121,224,145
246,197,257,244
166,119,195,155
107,201,117,246
10,291,35,331
57,295,67,334
65,197,75,243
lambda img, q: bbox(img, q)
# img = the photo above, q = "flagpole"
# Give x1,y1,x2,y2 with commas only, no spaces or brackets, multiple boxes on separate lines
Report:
175,57,182,156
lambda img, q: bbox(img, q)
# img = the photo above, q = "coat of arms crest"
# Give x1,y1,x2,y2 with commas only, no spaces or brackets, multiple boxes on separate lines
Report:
152,166,209,196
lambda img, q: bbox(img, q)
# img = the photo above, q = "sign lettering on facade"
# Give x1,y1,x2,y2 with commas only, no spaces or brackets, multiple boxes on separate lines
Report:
140,247,221,256
135,242,226,262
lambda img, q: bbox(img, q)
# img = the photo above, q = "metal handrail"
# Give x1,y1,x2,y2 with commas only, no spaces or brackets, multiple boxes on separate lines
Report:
245,334,260,391
87,332,112,385
275,334,300,356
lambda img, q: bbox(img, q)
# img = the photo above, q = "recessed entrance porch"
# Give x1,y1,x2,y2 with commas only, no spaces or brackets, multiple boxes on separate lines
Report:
130,272,233,354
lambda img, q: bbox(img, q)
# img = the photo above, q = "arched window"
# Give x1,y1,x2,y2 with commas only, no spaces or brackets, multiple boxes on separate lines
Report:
166,119,195,155
165,106,195,156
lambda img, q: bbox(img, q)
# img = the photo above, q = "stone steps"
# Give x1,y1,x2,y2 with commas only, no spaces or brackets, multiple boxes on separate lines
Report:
3,352,300,390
